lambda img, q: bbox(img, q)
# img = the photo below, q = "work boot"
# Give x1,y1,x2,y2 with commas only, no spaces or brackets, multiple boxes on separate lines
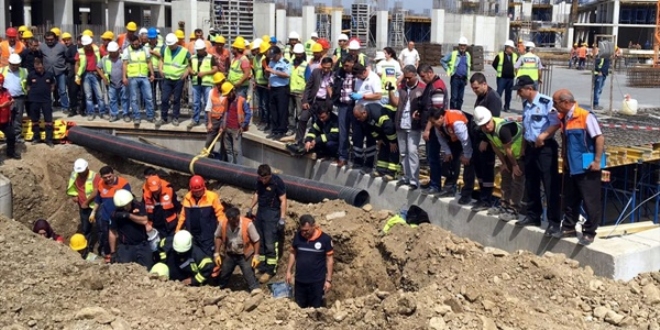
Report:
87,114,96,121
436,187,455,198
31,125,41,144
383,174,395,182
171,118,180,126
551,226,577,239
259,273,272,284
421,187,440,196
155,118,165,128
544,224,561,238
471,200,490,212
109,115,119,122
578,234,595,246
498,209,519,222
123,115,132,122
515,217,541,227
487,206,504,216
458,195,472,205
67,109,76,117
187,121,197,129
45,125,54,148
134,119,141,127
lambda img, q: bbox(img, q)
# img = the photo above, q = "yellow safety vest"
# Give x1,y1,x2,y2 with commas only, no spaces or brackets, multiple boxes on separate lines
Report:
304,40,316,59
77,45,101,77
66,170,97,208
496,52,518,78
378,63,398,112
162,46,189,80
100,55,121,80
290,61,307,93
447,50,471,77
190,55,214,86
485,118,523,159
253,55,267,85
228,55,249,87
0,66,27,94
149,41,163,71
126,47,149,77
593,58,604,75
516,53,539,81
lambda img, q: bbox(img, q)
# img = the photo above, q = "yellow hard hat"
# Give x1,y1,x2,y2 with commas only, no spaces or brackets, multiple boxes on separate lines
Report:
150,262,170,279
69,233,88,251
259,42,271,54
61,32,72,40
50,27,61,37
175,30,185,40
262,35,270,43
101,31,114,40
232,36,245,49
311,43,323,53
212,72,226,85
18,25,28,32
126,22,138,32
615,46,619,51
22,31,34,39
573,43,577,46
221,82,234,96
189,32,196,40
582,43,587,46
82,29,94,37
214,35,226,44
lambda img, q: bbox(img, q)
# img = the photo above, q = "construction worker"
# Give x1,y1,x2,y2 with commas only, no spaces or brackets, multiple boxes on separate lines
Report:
428,108,475,204
285,31,301,61
331,33,349,68
350,63,381,174
569,43,578,69
0,73,20,163
108,189,153,269
157,33,191,128
254,42,271,131
492,40,518,111
553,89,604,246
441,36,471,110
175,30,186,46
144,175,181,238
211,36,231,75
82,29,94,38
69,233,99,262
98,42,127,122
123,34,155,126
248,163,288,283
317,38,331,58
159,230,214,286
138,28,149,45
91,166,131,259
186,32,198,54
347,40,367,66
304,32,319,60
307,43,324,73
217,82,251,165
27,58,55,147
117,22,138,51
287,104,339,158
63,32,81,117
203,73,227,153
66,158,100,245
227,36,251,98
100,31,115,56
353,102,398,180
189,39,218,128
76,35,107,120
515,42,543,89
214,207,261,293
592,51,610,110
517,39,525,55
577,42,588,70
286,44,308,142
1,53,27,142
17,25,28,38
285,214,334,309
176,175,227,257
146,28,163,112
1,27,25,67
266,46,291,140
21,30,34,45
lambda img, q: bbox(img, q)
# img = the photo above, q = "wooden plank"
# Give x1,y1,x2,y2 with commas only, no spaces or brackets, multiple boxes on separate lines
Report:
596,221,659,238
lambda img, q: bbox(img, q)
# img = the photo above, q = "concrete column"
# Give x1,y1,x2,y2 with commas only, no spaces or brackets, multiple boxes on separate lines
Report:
0,0,7,29
151,3,166,28
189,0,198,32
275,9,287,45
24,5,31,27
567,27,574,48
331,9,342,44
53,0,73,26
254,2,276,37
375,10,388,50
430,9,445,44
301,5,315,42
612,0,620,43
108,0,125,31
473,15,485,47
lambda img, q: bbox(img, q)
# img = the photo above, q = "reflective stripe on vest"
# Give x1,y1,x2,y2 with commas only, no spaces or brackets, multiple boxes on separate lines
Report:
126,48,149,77
593,58,604,75
496,52,518,78
220,217,255,258
209,88,227,119
162,46,189,80
191,55,214,86
66,170,97,208
516,53,539,80
77,45,101,77
228,56,249,87
448,50,471,77
0,66,27,94
290,61,308,93
562,106,597,176
486,118,523,159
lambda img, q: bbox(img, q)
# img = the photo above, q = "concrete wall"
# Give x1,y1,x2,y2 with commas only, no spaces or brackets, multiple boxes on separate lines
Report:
171,0,210,34
275,9,287,45
430,9,445,44
254,2,276,38
287,17,303,42
331,9,342,43
301,6,315,44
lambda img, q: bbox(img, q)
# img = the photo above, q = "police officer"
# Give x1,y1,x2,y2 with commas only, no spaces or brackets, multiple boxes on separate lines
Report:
515,42,543,89
512,75,561,236
265,46,291,140
441,37,471,110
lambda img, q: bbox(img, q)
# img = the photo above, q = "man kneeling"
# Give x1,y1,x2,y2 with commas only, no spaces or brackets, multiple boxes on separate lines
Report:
286,106,339,160
158,230,214,286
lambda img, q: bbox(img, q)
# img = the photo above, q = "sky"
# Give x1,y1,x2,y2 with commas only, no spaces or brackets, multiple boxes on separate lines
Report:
322,0,433,12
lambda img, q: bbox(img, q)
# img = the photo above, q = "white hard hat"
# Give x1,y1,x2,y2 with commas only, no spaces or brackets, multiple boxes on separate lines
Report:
348,40,360,50
288,31,300,40
374,51,385,61
139,28,148,35
81,35,93,46
156,29,161,34
113,189,134,208
173,230,193,253
458,36,468,45
251,38,262,50
525,41,536,48
73,158,88,173
8,53,21,65
107,41,119,52
293,43,305,54
473,106,493,126
165,33,178,46
311,32,319,38
504,40,515,48
338,34,349,41
194,39,206,50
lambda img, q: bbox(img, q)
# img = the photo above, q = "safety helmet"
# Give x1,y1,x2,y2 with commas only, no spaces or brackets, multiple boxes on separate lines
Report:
374,51,385,61
101,31,114,40
189,32,196,40
212,72,226,84
270,36,277,43
139,28,148,35
573,43,578,47
525,41,535,48
250,38,262,50
175,30,185,40
146,176,161,192
8,53,21,65
189,175,205,192
126,22,138,32
348,40,360,50
194,39,206,50
73,158,88,173
473,106,493,126
221,82,234,96
172,230,193,253
0,74,5,86
149,262,170,278
5,27,18,38
107,42,119,52
50,27,61,37
311,32,319,39
113,189,134,208
18,25,28,33
244,39,250,48
61,32,72,40
81,35,93,46
165,33,178,46
288,31,300,40
338,34,349,41
458,36,468,45
232,36,246,49
214,35,226,44
261,35,270,43
82,29,94,37
259,42,271,54
504,40,515,48
293,43,305,54
311,43,323,53
22,31,33,39
69,233,88,251
582,43,587,46
147,27,158,39
318,38,330,50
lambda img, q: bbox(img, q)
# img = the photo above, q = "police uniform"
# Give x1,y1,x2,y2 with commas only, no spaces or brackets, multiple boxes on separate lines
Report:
268,56,291,136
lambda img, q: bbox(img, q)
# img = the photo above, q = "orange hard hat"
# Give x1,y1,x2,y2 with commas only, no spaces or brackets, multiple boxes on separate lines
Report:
189,175,205,192
317,38,330,50
147,176,162,192
6,27,18,38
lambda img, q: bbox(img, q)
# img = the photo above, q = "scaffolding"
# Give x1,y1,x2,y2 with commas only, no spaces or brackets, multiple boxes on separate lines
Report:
389,5,407,48
316,4,331,39
213,0,255,40
351,1,371,47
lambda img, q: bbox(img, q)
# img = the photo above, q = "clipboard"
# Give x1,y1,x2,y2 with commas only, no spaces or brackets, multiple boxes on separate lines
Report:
582,153,607,169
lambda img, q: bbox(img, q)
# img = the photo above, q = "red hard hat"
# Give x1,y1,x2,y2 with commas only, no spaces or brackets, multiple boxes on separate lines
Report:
6,27,17,38
0,73,4,86
189,175,205,192
318,38,330,50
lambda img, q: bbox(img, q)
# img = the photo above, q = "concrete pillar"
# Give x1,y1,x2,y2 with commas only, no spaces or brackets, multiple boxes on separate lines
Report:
301,5,315,43
430,9,445,44
53,0,73,26
151,3,166,28
567,27,574,48
189,0,198,31
331,8,342,44
108,0,125,31
375,10,388,50
254,2,276,37
612,0,620,44
276,9,287,45
0,0,7,29
473,15,485,47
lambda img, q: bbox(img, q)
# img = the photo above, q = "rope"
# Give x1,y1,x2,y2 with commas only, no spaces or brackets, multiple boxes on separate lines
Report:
189,127,223,174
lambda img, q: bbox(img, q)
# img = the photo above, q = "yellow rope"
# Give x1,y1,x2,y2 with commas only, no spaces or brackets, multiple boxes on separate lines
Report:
189,128,224,175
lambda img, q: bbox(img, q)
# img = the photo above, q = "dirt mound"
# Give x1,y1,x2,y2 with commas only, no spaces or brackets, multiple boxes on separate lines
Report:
1,146,660,329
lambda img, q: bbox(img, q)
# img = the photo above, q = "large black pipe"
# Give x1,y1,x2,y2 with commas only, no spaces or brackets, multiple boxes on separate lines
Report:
68,126,369,207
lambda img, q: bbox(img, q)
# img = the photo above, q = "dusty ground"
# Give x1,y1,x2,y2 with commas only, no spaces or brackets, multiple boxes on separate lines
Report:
1,145,660,330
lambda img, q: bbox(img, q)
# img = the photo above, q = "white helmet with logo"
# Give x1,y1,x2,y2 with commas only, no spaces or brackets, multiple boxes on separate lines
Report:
473,106,493,126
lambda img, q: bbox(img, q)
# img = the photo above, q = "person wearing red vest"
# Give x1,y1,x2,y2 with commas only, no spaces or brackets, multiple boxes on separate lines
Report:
553,89,604,245
428,108,475,205
91,166,132,259
214,207,261,293
143,175,181,238
0,74,20,163
218,82,251,164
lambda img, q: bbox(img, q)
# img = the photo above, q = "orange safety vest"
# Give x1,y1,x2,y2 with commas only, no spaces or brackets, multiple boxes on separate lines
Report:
97,176,129,200
220,216,256,258
143,178,177,223
443,110,468,142
208,88,246,123
117,33,127,49
578,47,587,58
0,41,25,67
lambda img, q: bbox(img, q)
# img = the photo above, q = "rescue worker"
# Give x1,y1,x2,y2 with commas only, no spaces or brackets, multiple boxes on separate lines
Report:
117,22,138,51
27,58,55,147
76,35,107,120
511,76,561,235
69,233,99,261
189,39,218,128
287,105,339,158
331,54,357,167
296,56,333,146
157,33,191,128
176,175,227,257
429,107,475,204
214,207,261,293
473,107,525,222
204,73,228,152
212,35,231,75
159,230,214,286
227,36,251,98
91,166,132,259
247,164,288,283
217,82,251,165
353,102,399,180
108,189,153,269
147,28,163,112
441,36,471,110
265,46,291,140
144,175,181,238
553,89,604,245
123,35,155,125
98,41,128,122
592,51,610,110
304,32,319,60
285,44,308,139
2,53,27,142
66,158,100,246
285,214,334,309
350,63,381,174
577,43,588,70
254,42,271,131
491,40,518,111
0,27,25,67
0,73,20,163
331,33,349,68
514,42,543,89
347,40,367,66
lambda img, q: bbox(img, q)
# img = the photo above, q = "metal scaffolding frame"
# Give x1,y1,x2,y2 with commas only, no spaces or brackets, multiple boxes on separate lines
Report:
213,0,255,40
316,4,331,39
351,1,371,47
389,5,407,48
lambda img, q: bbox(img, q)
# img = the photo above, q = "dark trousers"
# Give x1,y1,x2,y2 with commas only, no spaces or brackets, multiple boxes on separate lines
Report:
295,99,328,145
255,85,270,125
67,70,81,112
294,280,324,308
351,120,376,168
312,140,339,159
427,128,442,190
161,79,184,121
450,75,467,110
562,171,602,236
443,140,475,197
30,101,53,143
496,77,514,110
270,86,290,134
79,207,93,248
473,143,496,202
151,71,162,110
10,97,25,137
337,103,353,161
254,207,280,275
0,122,16,157
218,253,260,291
97,219,111,256
524,140,561,224
375,139,400,176
116,242,154,269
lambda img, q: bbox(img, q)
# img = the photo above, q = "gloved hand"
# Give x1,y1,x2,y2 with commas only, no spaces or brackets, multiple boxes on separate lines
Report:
385,81,395,91
75,76,81,85
350,92,363,100
115,211,130,220
214,253,222,266
251,255,260,268
246,208,254,218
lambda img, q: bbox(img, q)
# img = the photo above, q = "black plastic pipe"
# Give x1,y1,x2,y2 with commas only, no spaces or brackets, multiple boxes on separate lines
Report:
68,126,370,207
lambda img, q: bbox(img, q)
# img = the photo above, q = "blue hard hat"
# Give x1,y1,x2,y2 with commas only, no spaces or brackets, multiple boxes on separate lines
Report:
270,36,277,43
147,27,158,39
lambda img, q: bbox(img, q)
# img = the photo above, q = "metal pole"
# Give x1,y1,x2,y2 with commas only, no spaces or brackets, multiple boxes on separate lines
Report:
609,35,617,117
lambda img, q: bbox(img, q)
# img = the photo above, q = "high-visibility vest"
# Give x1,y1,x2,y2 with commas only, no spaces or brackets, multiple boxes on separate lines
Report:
208,88,246,123
442,110,468,142
100,55,121,80
485,118,523,159
219,216,256,258
562,106,599,176
593,58,604,75
126,47,149,77
304,39,316,59
0,41,26,67
162,46,189,80
228,55,249,87
253,55,267,85
190,55,214,86
66,170,97,208
496,52,518,78
0,66,27,94
578,47,587,58
77,45,101,77
290,61,308,93
516,53,540,81
447,50,471,77
149,41,164,70
378,62,398,112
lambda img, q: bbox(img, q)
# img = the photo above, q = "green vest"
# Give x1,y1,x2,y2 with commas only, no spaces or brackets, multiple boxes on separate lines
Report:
516,53,539,81
162,46,189,80
485,118,523,159
66,170,97,208
1,67,27,94
378,63,398,112
382,215,418,234
447,50,471,77
228,55,249,87
126,47,149,77
100,55,120,80
593,58,604,75
290,61,308,93
304,40,316,59
284,44,293,62
149,41,164,70
76,45,101,77
357,53,366,66
334,47,343,67
253,55,267,85
496,52,518,78
191,55,214,86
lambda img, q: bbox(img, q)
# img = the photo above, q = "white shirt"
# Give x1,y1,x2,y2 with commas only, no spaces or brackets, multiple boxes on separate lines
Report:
400,48,420,67
355,70,382,106
375,59,402,79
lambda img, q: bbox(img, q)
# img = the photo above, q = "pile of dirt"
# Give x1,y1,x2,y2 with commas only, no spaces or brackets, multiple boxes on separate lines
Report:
1,145,660,329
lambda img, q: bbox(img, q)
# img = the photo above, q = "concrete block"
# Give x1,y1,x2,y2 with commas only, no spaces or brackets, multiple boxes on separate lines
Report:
254,2,276,37
275,9,287,45
430,9,445,44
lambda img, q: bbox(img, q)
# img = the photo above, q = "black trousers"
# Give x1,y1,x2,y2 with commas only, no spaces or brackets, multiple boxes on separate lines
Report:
375,139,400,176
473,142,496,202
67,69,82,112
524,140,560,224
0,122,16,157
218,253,260,291
562,170,602,236
116,242,154,269
254,207,280,275
443,140,475,197
30,101,53,143
351,122,377,168
294,280,324,308
270,86,290,134
97,219,111,256
79,207,93,249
